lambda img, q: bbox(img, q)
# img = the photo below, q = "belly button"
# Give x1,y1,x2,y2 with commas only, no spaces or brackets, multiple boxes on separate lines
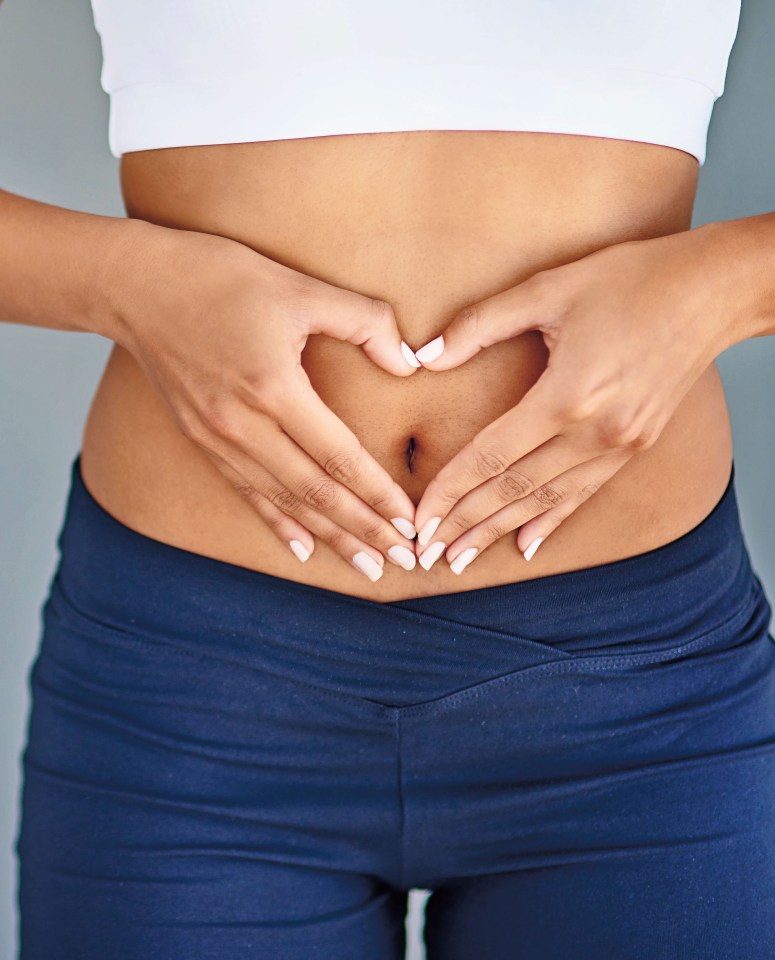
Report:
405,436,417,473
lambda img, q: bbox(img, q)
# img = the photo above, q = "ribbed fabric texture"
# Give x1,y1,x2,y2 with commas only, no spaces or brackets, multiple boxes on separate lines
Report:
89,0,742,164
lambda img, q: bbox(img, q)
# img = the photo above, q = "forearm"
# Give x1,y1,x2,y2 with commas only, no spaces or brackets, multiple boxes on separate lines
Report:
694,212,775,352
0,187,146,343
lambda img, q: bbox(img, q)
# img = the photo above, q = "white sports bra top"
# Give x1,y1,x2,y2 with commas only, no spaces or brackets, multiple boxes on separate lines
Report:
89,1,742,165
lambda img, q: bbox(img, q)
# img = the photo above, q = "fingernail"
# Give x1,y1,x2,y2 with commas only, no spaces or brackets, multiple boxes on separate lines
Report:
390,517,417,539
523,537,544,562
449,546,478,575
400,340,422,368
415,335,445,364
352,551,384,582
417,515,442,547
388,544,417,571
288,539,311,563
419,541,446,571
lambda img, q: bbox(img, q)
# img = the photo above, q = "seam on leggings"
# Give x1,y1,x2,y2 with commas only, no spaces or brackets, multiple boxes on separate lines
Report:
47,568,766,720
398,585,762,719
395,708,406,890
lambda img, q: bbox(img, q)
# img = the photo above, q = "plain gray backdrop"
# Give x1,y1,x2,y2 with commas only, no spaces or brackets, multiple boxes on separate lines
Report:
1,1,774,957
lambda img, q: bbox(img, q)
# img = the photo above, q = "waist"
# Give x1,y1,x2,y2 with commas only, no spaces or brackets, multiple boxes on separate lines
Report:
81,131,732,599
49,453,769,710
79,341,734,599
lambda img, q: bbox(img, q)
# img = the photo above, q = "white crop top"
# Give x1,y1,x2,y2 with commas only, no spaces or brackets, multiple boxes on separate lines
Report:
89,1,742,165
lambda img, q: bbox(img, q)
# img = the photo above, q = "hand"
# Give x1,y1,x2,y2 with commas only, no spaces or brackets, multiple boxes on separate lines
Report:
410,226,732,574
110,219,423,581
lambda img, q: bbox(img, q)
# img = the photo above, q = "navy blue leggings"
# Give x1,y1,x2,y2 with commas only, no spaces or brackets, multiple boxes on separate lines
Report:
15,455,775,959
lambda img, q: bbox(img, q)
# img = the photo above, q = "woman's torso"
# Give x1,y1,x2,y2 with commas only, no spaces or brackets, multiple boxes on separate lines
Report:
79,130,734,600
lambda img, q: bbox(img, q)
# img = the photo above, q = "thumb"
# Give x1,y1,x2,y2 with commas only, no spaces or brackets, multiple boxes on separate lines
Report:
412,276,547,371
310,283,420,377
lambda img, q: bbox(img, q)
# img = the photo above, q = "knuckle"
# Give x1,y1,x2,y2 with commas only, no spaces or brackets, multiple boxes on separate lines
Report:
324,526,347,554
455,304,481,339
199,395,241,440
595,412,629,448
368,297,396,328
267,485,302,515
178,409,210,447
423,475,460,511
359,520,385,544
528,267,569,316
470,441,512,481
493,467,533,502
632,423,659,451
579,479,602,500
524,272,568,341
234,367,265,398
482,518,508,543
260,509,286,534
251,378,286,418
556,373,614,424
559,391,598,424
623,432,648,451
596,411,652,450
525,267,551,296
365,489,390,511
532,482,566,509
323,449,362,487
439,489,464,511
285,270,320,310
447,510,475,536
232,479,260,506
298,474,340,511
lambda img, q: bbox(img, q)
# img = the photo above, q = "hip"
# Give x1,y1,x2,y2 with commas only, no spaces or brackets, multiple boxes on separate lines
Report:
78,337,735,601
17,446,775,952
39,446,770,710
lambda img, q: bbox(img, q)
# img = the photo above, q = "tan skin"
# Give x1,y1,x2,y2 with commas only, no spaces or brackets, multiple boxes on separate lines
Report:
79,129,734,601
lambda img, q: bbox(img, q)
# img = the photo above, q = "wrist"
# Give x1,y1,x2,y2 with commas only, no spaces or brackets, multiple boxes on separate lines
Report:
89,216,166,348
690,215,775,354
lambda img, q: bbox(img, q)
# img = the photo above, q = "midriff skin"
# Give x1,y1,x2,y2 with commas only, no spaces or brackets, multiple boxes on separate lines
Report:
79,130,734,601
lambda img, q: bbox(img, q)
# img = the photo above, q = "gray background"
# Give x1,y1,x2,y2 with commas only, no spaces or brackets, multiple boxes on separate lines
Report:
1,0,773,957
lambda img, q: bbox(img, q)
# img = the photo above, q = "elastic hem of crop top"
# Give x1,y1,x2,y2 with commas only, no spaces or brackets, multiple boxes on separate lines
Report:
106,59,718,165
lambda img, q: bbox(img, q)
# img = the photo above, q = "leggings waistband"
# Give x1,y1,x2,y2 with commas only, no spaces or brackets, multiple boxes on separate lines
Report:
49,455,754,707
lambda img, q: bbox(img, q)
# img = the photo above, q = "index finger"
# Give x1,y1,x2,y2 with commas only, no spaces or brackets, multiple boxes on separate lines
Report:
275,374,418,536
414,374,562,543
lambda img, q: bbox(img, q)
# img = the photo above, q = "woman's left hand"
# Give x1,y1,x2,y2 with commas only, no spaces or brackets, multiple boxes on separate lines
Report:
411,224,734,573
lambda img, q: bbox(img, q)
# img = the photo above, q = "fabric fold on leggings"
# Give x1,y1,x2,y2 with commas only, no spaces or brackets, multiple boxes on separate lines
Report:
51,455,751,708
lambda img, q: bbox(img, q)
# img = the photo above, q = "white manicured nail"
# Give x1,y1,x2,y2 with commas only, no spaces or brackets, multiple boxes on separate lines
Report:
400,340,422,368
523,537,544,562
352,551,384,582
415,335,445,364
419,541,446,571
449,546,478,575
388,544,417,570
417,515,442,547
288,539,311,563
390,517,417,539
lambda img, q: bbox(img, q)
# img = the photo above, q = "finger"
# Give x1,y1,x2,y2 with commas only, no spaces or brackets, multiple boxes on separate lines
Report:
201,446,394,581
213,407,418,568
413,271,550,371
414,372,562,545
514,454,630,560
211,454,316,563
275,372,418,534
435,454,628,575
420,433,589,553
309,280,420,377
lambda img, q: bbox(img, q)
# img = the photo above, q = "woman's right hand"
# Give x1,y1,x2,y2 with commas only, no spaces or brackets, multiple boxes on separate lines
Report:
106,219,421,581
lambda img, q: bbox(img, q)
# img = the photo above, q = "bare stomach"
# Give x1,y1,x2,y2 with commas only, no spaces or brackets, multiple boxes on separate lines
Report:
79,130,734,601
